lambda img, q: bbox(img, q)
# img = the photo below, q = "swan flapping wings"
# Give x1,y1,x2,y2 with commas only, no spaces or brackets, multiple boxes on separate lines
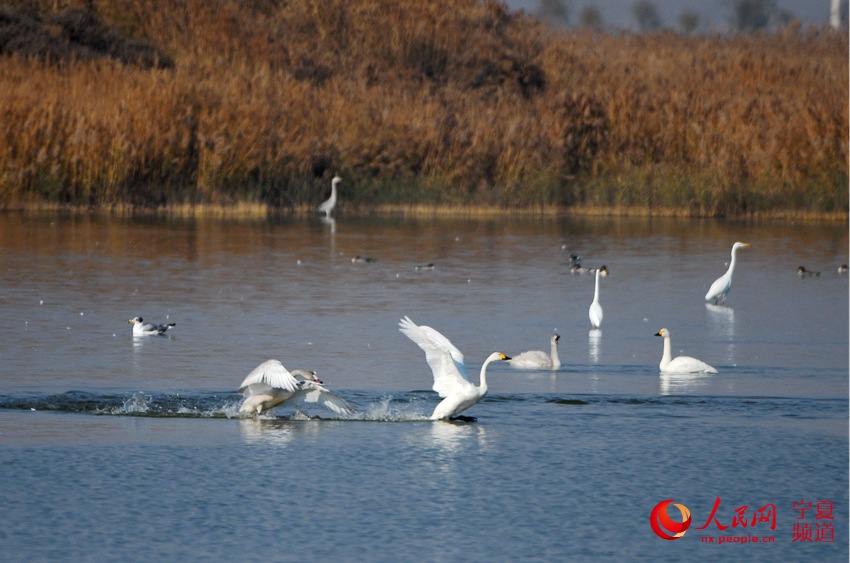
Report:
398,315,472,397
238,359,354,415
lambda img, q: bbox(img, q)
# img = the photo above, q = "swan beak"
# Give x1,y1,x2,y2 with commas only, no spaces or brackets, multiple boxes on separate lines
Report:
654,331,662,337
128,319,133,324
500,354,511,361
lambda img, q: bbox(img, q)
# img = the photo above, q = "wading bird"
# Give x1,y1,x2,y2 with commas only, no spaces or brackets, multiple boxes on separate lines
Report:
704,242,750,305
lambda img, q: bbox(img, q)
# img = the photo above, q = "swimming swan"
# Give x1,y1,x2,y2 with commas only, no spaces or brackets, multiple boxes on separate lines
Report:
508,333,561,370
705,242,750,304
398,316,510,421
128,316,175,336
654,328,717,374
238,359,354,416
317,176,341,217
589,268,604,329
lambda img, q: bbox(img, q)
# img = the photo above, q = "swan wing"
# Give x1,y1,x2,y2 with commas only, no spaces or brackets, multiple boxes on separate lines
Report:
292,381,356,415
238,359,299,393
399,316,472,397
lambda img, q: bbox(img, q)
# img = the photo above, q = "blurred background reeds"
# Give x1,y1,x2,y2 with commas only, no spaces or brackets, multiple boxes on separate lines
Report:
0,0,846,217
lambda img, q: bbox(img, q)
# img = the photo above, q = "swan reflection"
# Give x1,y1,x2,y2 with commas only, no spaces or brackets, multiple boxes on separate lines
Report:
659,372,714,396
238,417,321,446
428,420,488,454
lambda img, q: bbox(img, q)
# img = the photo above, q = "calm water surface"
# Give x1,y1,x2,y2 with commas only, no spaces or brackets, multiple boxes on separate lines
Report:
0,213,847,561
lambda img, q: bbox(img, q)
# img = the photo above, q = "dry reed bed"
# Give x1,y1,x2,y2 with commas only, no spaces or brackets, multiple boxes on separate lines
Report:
0,0,846,216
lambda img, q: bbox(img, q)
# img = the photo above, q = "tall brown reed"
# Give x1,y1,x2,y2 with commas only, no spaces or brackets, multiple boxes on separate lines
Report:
0,0,846,216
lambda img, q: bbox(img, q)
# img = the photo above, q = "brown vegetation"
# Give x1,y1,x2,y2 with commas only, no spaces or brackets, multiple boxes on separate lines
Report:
0,0,846,217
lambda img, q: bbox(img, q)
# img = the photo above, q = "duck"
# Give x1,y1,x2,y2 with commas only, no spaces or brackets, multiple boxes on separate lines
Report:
797,266,820,277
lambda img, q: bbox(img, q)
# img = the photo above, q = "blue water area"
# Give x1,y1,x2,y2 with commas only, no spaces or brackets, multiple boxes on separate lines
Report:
0,214,847,560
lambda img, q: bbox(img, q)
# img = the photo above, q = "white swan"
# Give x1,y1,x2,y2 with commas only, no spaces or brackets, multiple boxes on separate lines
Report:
238,359,354,416
508,333,561,370
128,316,175,336
317,175,341,217
705,242,750,304
589,268,604,329
398,316,510,421
655,328,717,374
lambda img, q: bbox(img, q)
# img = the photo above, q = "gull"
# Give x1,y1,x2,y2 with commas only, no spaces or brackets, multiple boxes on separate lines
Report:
238,359,354,416
128,316,175,336
398,316,510,421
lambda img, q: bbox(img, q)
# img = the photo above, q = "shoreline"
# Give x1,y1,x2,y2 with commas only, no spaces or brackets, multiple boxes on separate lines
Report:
1,201,846,223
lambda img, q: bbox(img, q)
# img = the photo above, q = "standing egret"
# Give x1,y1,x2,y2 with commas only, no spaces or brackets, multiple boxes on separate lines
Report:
508,333,561,370
589,268,603,329
128,316,175,336
238,359,354,416
654,328,717,374
317,176,342,217
398,316,510,421
704,242,750,305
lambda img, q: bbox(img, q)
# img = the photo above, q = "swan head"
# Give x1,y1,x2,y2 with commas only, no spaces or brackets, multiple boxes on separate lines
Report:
551,333,560,343
655,328,670,338
291,369,322,384
486,352,511,362
599,265,608,277
128,316,142,324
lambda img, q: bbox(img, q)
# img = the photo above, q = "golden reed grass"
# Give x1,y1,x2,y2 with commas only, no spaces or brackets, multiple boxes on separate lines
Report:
0,0,846,218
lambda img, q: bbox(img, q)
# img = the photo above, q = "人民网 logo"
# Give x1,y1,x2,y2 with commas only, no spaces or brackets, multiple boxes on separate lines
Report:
650,499,692,540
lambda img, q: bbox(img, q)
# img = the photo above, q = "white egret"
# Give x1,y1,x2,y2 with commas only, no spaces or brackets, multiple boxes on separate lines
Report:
317,175,341,217
704,242,750,304
508,333,561,370
654,328,717,374
398,316,510,421
588,268,604,329
797,266,820,277
238,359,354,416
128,316,175,336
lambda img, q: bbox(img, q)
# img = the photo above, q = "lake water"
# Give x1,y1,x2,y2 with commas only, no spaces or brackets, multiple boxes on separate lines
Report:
0,212,847,561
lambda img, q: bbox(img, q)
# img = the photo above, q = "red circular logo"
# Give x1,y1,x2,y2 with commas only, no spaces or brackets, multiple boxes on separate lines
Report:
650,499,692,540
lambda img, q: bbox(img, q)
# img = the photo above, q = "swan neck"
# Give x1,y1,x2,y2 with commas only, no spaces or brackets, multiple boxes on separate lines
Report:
593,270,601,300
661,336,672,368
550,340,561,368
478,359,493,393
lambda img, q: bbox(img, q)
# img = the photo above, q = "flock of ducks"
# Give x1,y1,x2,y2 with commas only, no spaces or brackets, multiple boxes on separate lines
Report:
128,176,846,421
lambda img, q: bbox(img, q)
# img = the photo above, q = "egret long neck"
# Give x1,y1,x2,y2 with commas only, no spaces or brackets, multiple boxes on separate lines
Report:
661,336,672,368
726,247,739,278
